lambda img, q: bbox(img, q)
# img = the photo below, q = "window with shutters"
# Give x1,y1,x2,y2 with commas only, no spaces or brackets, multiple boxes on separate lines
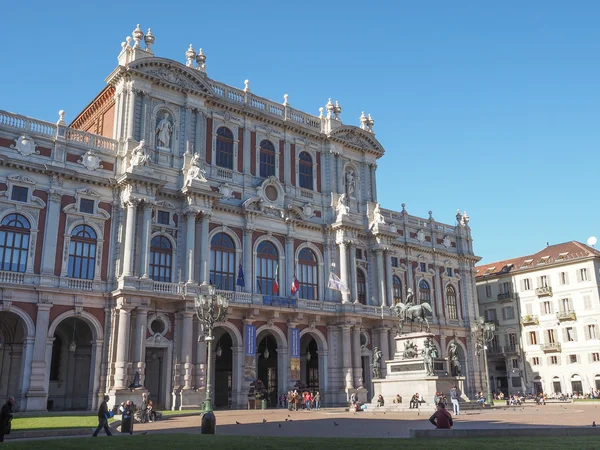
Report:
559,271,569,285
512,358,519,369
550,356,558,365
546,329,556,344
485,285,492,298
587,324,598,340
525,303,533,315
502,306,515,320
579,268,589,282
532,357,540,366
508,333,517,346
485,308,497,322
501,281,511,294
522,278,531,291
538,275,549,288
560,298,572,312
592,353,600,362
569,354,578,364
565,327,576,342
584,295,593,309
542,301,552,315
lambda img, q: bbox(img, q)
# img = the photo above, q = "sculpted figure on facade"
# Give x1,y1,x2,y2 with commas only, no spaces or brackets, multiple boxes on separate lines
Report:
372,346,382,379
129,140,151,169
156,112,173,148
449,337,462,376
373,203,385,225
422,338,437,376
345,169,355,197
335,193,349,220
185,154,207,185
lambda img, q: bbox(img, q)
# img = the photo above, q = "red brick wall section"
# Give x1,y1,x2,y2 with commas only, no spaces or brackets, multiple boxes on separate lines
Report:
66,153,79,163
276,322,287,336
205,118,213,164
279,140,285,183
290,144,296,186
237,128,244,172
315,211,321,218
50,304,72,323
0,183,7,193
102,162,114,172
274,234,285,249
14,301,37,324
38,147,52,157
55,196,75,276
33,190,48,273
228,318,243,337
230,226,242,243
99,202,111,280
250,132,256,176
88,307,105,328
209,223,218,232
252,230,265,246
316,152,321,192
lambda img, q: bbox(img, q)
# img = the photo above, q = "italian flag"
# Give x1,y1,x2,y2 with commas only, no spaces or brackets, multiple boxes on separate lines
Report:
273,264,279,294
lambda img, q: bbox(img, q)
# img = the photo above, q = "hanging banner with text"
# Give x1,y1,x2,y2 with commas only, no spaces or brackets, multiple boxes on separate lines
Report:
290,328,300,358
245,324,256,356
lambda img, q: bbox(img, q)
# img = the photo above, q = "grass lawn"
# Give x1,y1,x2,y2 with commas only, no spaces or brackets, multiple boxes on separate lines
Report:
4,434,600,449
11,410,202,431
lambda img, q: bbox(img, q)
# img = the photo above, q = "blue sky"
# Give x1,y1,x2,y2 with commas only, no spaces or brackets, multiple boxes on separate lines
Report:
1,1,599,264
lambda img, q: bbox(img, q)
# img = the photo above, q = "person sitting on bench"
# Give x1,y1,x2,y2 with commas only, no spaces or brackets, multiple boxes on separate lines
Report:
410,393,420,409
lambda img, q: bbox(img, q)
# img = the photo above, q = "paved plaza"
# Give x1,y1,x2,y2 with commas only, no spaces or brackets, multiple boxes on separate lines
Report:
127,403,600,438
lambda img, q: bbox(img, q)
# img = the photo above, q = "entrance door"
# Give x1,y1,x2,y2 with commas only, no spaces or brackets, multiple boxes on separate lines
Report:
145,348,166,409
257,335,278,408
214,333,233,409
533,381,543,394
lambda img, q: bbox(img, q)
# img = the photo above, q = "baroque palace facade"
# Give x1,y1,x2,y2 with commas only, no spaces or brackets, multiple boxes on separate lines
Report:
0,25,481,412
476,241,600,396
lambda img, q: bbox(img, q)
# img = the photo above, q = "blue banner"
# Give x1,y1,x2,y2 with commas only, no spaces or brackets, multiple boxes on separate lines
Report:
290,327,300,359
245,324,256,356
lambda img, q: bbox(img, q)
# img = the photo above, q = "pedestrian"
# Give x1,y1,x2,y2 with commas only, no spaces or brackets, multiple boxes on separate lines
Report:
92,395,113,437
429,402,453,429
314,391,321,410
121,400,134,434
450,385,461,416
0,396,15,442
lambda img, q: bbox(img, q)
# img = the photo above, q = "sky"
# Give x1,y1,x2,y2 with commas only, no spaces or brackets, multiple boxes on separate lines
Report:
1,1,599,265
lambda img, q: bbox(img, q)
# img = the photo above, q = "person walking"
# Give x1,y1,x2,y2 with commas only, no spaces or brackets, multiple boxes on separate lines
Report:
0,397,15,442
92,395,113,437
314,392,321,410
450,385,461,416
429,402,453,429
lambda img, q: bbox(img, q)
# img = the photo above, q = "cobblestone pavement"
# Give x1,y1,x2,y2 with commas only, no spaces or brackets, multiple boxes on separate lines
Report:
129,403,600,438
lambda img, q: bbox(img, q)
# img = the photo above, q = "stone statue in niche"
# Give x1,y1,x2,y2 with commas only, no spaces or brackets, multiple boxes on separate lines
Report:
156,112,173,148
335,193,349,220
185,154,207,185
129,140,151,169
449,337,462,376
345,169,355,197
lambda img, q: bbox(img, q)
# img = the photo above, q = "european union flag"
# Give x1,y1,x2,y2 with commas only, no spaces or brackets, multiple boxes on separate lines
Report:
236,264,245,287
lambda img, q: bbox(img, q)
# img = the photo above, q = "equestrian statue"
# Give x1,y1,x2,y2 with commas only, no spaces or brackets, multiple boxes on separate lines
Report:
391,288,433,333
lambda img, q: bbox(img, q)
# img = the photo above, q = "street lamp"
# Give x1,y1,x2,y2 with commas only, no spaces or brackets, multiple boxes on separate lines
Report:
194,284,229,434
471,316,496,405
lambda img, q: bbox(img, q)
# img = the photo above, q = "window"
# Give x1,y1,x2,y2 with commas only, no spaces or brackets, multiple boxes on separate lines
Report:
485,308,497,322
357,269,366,305
550,356,558,365
298,248,318,300
502,306,515,320
157,210,170,225
0,213,30,272
522,259,533,268
592,353,600,362
579,268,589,282
67,225,97,279
259,140,276,178
418,279,432,314
512,358,519,369
392,275,403,305
501,282,511,294
569,354,578,364
587,324,599,340
446,267,453,277
485,285,492,298
572,378,583,394
528,331,538,345
210,233,235,291
522,278,532,291
256,241,278,295
553,380,562,394
446,285,458,319
298,152,313,190
584,295,593,309
356,249,363,260
420,262,427,273
11,186,28,202
560,298,572,312
80,198,95,214
532,357,540,365
538,275,549,288
149,235,172,282
391,257,399,268
566,327,576,342
556,252,569,262
559,271,569,285
216,127,234,169
546,329,556,344
538,256,550,265
542,301,552,315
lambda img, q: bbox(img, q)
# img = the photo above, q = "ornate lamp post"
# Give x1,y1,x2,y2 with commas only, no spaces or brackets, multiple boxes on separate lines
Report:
471,316,496,405
194,284,229,434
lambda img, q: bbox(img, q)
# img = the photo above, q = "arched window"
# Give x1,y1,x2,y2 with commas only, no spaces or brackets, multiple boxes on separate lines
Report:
216,127,234,169
392,275,403,305
357,269,367,305
210,232,235,291
259,140,276,178
298,152,313,190
0,213,30,273
446,285,458,319
419,279,432,315
149,236,172,282
256,241,278,295
298,248,318,300
67,225,97,279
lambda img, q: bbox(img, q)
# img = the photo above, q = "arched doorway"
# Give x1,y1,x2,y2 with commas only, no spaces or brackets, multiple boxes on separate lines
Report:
213,332,233,409
0,310,27,407
571,374,583,395
48,317,93,410
552,376,562,394
300,335,319,392
257,334,278,407
533,376,543,394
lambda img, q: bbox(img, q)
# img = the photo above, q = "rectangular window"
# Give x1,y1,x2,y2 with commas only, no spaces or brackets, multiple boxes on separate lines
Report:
420,262,427,273
566,327,576,342
485,285,492,298
539,275,549,288
356,249,363,260
391,257,398,267
550,356,558,365
447,267,453,277
501,281,511,294
532,357,540,365
157,210,170,225
522,278,531,291
584,295,592,309
485,309,497,322
508,333,517,346
569,354,578,364
11,186,28,202
525,303,533,315
579,268,589,282
503,306,515,320
559,272,569,285
529,331,538,345
592,353,600,362
587,325,598,340
542,301,552,315
546,329,556,344
560,298,571,312
512,358,519,369
80,198,95,214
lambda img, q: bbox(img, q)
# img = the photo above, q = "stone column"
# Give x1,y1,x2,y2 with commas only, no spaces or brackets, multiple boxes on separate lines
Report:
386,251,394,306
40,191,62,276
121,199,138,277
375,249,386,306
181,311,194,389
352,326,363,388
185,210,197,283
126,87,136,140
349,242,357,303
335,154,343,194
25,303,52,410
140,202,153,278
17,337,34,409
243,228,253,293
341,325,353,389
131,306,149,386
285,235,294,296
378,328,390,378
338,238,350,303
370,164,378,202
199,212,210,285
139,91,148,141
184,106,193,155
113,304,133,390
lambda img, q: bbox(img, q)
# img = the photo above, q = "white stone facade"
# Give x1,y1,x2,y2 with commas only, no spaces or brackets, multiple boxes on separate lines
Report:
0,24,482,412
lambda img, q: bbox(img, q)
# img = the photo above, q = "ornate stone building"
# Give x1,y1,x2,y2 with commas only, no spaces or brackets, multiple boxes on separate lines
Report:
0,24,481,411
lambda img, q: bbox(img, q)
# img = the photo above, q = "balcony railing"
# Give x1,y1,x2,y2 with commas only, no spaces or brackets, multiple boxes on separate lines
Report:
0,270,25,284
216,290,253,305
557,310,577,321
542,342,561,353
153,282,183,295
497,292,515,302
66,278,94,291
535,286,553,297
521,315,539,326
263,295,297,308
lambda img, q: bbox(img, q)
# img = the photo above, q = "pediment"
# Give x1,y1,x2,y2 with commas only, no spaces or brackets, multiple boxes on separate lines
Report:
127,58,215,96
328,126,385,155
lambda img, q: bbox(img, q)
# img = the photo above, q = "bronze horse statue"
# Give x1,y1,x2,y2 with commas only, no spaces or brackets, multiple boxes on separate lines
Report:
391,288,433,333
